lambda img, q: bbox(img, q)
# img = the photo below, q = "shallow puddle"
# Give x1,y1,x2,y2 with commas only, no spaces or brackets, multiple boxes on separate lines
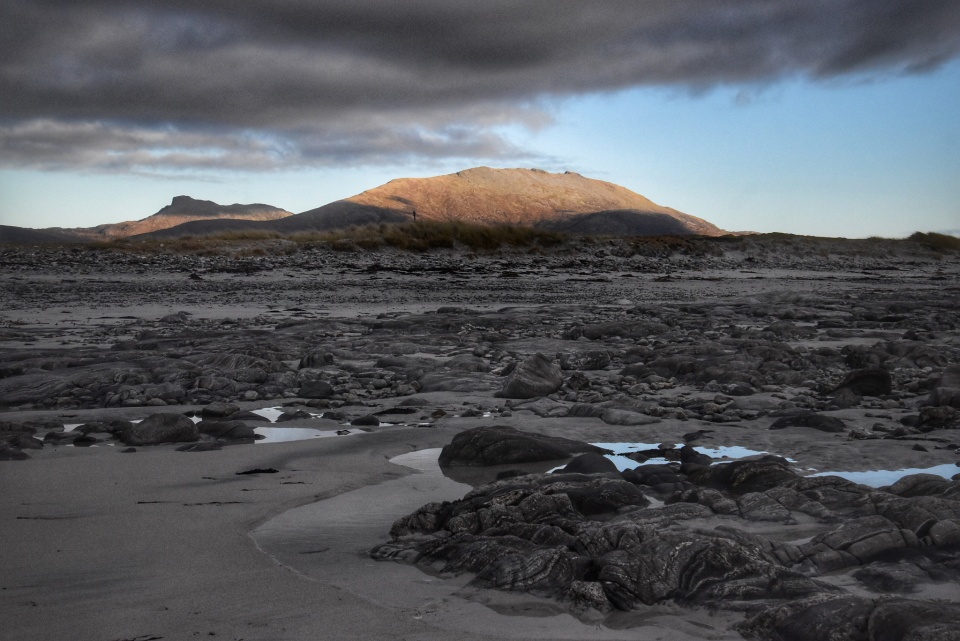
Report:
593,442,772,472
253,426,362,443
808,463,960,487
595,441,958,487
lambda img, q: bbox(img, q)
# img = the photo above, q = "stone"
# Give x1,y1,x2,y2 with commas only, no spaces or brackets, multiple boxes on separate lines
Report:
0,445,30,460
200,402,240,418
119,413,199,446
299,380,335,399
496,353,564,399
559,452,619,475
176,442,223,452
600,408,659,426
438,425,606,467
927,364,960,408
770,412,846,433
351,415,380,426
834,368,893,397
196,420,257,440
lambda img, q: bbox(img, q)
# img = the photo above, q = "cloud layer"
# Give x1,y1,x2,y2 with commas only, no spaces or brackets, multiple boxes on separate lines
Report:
3,0,959,171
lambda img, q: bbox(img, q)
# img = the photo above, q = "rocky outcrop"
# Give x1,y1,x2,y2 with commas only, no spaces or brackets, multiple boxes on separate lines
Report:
497,353,563,399
437,425,606,467
375,453,960,639
119,413,199,446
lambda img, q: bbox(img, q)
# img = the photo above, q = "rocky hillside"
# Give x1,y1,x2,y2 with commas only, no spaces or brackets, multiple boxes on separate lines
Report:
345,167,725,235
79,196,292,239
0,168,726,243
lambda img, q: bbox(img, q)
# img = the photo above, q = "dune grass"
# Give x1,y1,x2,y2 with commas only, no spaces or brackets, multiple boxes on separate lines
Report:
908,232,960,252
291,221,567,252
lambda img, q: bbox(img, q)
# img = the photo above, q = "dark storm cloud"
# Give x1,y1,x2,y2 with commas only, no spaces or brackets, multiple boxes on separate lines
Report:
2,0,958,171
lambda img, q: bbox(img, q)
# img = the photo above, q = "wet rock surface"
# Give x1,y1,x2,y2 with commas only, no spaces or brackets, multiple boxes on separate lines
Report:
374,456,960,640
1,237,959,638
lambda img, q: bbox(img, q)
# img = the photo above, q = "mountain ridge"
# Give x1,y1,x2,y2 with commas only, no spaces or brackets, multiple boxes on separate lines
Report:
0,168,728,242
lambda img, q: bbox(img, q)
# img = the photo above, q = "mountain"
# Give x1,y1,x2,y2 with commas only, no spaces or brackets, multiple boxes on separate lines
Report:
0,196,293,244
150,167,724,238
344,167,725,235
78,196,292,239
0,168,727,243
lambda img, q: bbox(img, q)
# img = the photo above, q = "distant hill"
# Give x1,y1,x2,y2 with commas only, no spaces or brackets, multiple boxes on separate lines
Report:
79,196,292,239
144,167,725,238
0,196,293,244
344,167,725,235
0,225,80,244
1,168,728,243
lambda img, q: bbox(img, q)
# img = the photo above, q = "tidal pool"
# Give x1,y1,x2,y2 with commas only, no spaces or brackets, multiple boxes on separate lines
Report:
253,426,363,443
808,463,960,487
592,442,773,472
592,442,958,488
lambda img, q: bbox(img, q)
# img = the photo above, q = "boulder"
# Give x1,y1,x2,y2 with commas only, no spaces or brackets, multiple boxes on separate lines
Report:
299,380,335,399
770,412,846,433
834,368,893,397
559,452,619,475
497,354,564,399
601,408,660,426
196,420,257,440
438,425,606,467
120,413,199,446
200,402,240,418
927,364,960,408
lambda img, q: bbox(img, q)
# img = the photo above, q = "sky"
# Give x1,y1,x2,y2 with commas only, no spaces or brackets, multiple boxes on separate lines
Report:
1,1,958,238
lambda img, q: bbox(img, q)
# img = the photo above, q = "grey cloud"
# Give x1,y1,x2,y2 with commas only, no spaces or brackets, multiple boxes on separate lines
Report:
1,0,958,171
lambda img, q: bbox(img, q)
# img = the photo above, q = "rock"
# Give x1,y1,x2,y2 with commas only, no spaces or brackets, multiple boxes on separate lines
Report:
831,387,862,409
438,425,606,467
853,562,927,593
176,442,223,452
496,353,564,399
120,413,199,446
0,445,30,460
507,397,570,417
299,351,334,368
559,452,619,475
559,350,611,371
688,456,799,495
770,412,846,433
600,408,659,426
834,368,893,397
927,364,960,408
351,415,380,426
276,410,312,422
298,380,335,399
200,402,240,418
918,405,958,429
867,599,960,641
196,420,257,440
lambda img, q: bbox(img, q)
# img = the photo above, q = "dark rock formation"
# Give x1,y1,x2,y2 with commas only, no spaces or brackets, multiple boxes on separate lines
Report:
834,368,893,397
770,412,846,433
559,452,619,475
119,413,199,446
437,425,606,467
196,420,257,440
497,353,564,399
376,451,960,639
928,364,960,408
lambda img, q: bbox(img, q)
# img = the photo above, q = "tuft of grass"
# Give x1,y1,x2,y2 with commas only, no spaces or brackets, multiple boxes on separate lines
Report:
908,232,960,252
